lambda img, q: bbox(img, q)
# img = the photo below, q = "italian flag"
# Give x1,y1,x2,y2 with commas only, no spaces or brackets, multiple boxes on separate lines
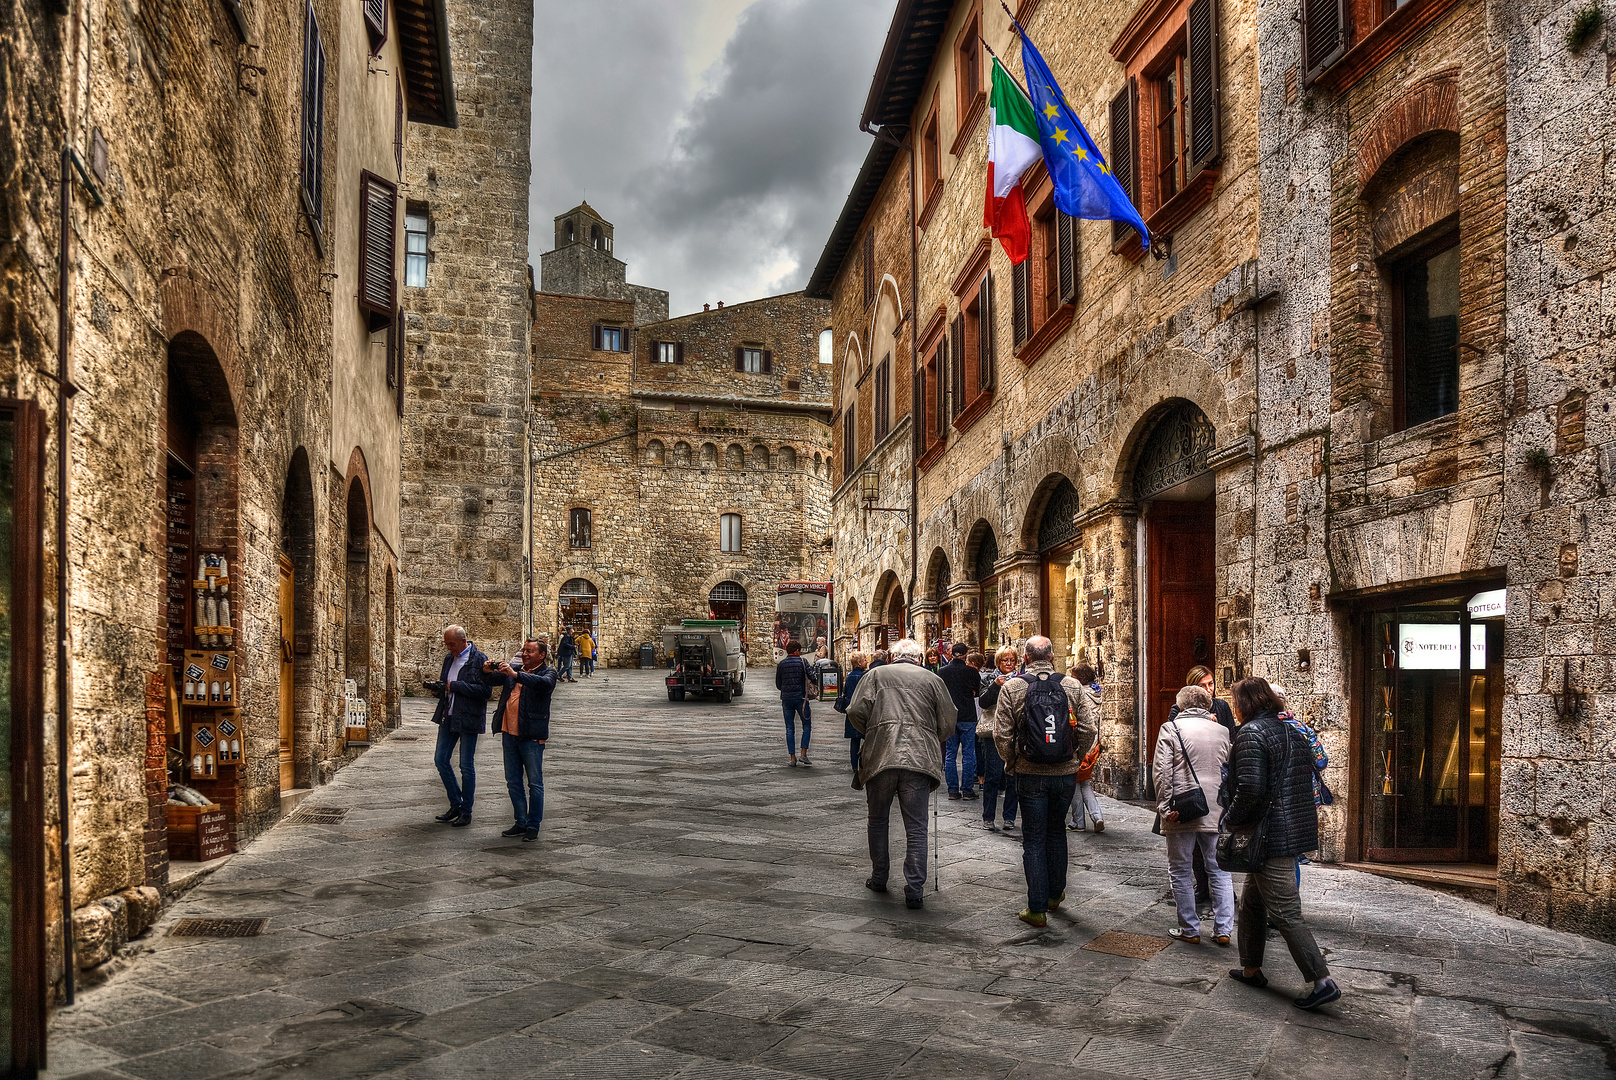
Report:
983,59,1041,265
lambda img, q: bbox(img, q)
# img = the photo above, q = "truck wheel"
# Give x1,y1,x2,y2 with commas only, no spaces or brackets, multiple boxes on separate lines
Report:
732,679,743,697
671,690,685,701
718,689,732,703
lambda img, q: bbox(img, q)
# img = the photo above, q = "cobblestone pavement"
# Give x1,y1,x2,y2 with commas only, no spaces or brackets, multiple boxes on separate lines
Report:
46,670,1616,1079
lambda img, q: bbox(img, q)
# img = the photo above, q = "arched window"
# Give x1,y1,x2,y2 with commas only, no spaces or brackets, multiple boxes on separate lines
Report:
720,513,742,552
568,507,592,549
591,223,602,250
725,444,744,470
778,446,797,471
818,328,833,364
673,441,692,466
646,439,665,465
751,443,770,470
701,442,718,468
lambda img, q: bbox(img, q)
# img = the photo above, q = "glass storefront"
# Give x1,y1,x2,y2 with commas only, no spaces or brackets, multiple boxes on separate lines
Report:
1043,547,1080,671
1362,589,1503,863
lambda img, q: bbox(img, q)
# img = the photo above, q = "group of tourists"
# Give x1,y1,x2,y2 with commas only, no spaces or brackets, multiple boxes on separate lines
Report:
833,634,1341,1012
553,626,596,682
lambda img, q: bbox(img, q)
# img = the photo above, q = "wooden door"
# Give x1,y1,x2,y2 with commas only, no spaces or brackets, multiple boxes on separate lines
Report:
278,554,295,791
1146,500,1215,768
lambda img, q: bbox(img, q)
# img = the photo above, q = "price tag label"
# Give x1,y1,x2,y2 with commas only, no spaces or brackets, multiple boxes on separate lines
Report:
185,664,205,681
211,653,231,670
194,727,214,747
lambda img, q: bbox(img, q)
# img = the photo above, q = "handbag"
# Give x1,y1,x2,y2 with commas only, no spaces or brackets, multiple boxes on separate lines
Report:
1217,722,1292,873
1167,724,1209,823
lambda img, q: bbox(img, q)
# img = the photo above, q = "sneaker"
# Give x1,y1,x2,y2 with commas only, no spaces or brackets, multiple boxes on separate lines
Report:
500,825,525,837
800,752,813,766
1067,824,1085,832
789,757,798,767
1017,909,1047,928
1214,935,1231,947
1168,927,1201,944
434,806,461,822
1092,820,1105,834
1002,822,1018,834
523,828,539,842
1293,979,1341,1010
984,820,999,832
948,791,962,801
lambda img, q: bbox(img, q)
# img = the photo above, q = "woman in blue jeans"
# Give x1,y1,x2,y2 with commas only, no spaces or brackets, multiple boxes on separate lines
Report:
839,652,870,771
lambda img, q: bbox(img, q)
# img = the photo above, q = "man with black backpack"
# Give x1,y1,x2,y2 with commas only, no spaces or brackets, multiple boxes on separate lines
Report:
993,636,1097,928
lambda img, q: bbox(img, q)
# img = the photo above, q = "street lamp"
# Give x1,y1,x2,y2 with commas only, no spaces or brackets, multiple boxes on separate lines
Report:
859,471,908,522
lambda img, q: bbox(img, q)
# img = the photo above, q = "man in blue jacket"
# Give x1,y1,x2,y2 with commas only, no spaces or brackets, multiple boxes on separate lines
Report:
427,625,491,827
485,639,559,841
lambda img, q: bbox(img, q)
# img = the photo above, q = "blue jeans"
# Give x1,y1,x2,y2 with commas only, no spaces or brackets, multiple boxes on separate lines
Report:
1015,773,1076,914
502,734,545,830
559,654,574,679
848,734,862,770
979,736,1017,823
782,696,811,753
944,722,977,794
434,724,477,813
1166,831,1233,936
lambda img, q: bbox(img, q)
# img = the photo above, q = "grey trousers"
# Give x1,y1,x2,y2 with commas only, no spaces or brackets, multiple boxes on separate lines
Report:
866,768,931,900
1237,856,1330,982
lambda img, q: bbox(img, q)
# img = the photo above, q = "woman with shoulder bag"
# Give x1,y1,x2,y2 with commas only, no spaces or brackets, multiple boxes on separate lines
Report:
1154,684,1233,944
1222,676,1341,1011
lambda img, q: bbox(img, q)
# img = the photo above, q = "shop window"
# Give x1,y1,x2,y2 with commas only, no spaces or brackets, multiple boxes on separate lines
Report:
404,209,429,287
1390,236,1459,430
874,355,891,441
593,324,628,352
734,346,771,373
299,3,326,242
720,513,743,553
568,507,592,549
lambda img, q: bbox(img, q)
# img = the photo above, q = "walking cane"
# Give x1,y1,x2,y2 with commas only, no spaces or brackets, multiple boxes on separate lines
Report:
932,785,939,893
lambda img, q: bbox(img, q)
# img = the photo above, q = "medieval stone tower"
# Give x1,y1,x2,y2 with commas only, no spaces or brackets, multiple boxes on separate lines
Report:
539,203,669,326
399,0,534,682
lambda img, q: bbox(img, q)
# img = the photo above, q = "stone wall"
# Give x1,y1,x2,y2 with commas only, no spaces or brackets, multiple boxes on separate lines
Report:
399,0,534,685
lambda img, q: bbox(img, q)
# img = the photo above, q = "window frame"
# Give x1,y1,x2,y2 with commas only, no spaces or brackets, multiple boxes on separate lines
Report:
653,340,684,365
1011,175,1077,367
1387,227,1461,433
404,208,428,287
919,100,943,229
720,513,743,553
299,2,327,247
842,408,856,479
863,229,876,309
950,245,996,434
915,308,951,471
568,507,593,550
593,324,628,353
874,354,891,442
734,346,772,374
950,5,987,157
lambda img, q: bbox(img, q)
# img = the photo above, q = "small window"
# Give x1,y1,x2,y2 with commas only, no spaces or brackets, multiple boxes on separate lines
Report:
566,219,576,243
591,224,602,250
720,513,743,553
405,210,428,287
1152,48,1188,204
654,341,683,364
842,409,856,476
921,104,941,203
363,0,387,54
593,324,627,352
1393,237,1460,430
818,328,833,364
874,355,891,441
735,347,770,373
568,507,592,549
299,3,326,236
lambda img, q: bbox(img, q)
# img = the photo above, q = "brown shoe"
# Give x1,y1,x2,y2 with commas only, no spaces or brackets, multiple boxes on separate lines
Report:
1168,928,1201,944
1093,820,1105,834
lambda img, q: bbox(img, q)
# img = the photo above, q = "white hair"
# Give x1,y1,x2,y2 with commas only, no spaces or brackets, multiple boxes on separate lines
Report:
1176,685,1214,711
1024,635,1054,662
890,638,924,663
1269,683,1289,706
444,624,467,642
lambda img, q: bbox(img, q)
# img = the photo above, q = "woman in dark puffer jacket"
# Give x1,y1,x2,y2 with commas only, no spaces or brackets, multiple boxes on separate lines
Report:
1224,677,1341,1011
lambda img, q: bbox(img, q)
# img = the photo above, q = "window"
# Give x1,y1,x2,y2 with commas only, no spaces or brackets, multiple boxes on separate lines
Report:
1012,181,1076,360
358,171,397,332
734,346,771,373
653,341,683,364
299,3,326,238
952,7,986,155
720,513,743,553
405,210,428,287
1153,49,1187,203
568,508,592,549
593,324,628,352
920,102,942,226
1299,0,1347,85
363,0,387,53
1109,80,1138,248
952,259,996,433
818,328,833,364
566,219,576,243
863,229,876,308
874,355,891,441
842,409,856,476
1391,237,1460,430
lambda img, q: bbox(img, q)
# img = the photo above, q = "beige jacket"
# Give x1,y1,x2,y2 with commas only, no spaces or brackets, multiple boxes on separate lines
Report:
1153,707,1230,833
992,661,1098,776
846,659,956,789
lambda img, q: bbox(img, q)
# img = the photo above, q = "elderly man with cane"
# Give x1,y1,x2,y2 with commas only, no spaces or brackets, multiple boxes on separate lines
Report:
845,638,956,909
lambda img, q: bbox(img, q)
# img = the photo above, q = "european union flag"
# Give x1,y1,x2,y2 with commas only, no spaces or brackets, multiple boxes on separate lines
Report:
1016,25,1150,248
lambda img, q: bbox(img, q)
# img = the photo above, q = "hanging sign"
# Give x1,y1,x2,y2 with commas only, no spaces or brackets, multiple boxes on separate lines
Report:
1466,589,1506,619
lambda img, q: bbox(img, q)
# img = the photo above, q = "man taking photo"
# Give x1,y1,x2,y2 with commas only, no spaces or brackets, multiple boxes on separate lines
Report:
426,625,491,827
485,639,559,841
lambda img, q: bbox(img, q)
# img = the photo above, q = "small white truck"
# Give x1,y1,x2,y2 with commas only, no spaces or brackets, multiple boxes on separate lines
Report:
660,620,746,703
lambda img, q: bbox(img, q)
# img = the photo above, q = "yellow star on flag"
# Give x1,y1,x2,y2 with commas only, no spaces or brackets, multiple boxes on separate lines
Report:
1043,104,1059,118
1075,145,1089,161
1052,127,1070,145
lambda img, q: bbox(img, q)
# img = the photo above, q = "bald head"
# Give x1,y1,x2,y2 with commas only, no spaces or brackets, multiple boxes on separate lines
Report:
1024,636,1054,663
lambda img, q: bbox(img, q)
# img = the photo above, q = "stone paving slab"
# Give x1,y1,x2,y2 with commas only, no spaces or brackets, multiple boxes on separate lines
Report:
45,670,1616,1079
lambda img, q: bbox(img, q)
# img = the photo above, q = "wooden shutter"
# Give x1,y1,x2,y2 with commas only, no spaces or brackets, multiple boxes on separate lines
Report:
358,171,397,329
394,78,404,178
913,365,926,454
949,314,964,419
936,338,949,436
762,350,773,374
675,342,685,364
1187,0,1222,177
386,309,398,387
1057,212,1078,306
1109,80,1137,246
979,270,996,391
592,324,604,350
1012,259,1029,347
364,0,387,52
1300,0,1346,86
733,347,744,372
300,4,326,227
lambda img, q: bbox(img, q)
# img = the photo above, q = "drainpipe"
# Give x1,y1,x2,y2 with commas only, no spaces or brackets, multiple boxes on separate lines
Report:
906,135,919,637
56,145,76,1003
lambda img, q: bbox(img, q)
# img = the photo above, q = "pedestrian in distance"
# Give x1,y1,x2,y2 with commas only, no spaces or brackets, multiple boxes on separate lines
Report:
938,642,982,801
776,639,814,767
870,648,890,669
425,625,491,827
924,647,940,673
1224,675,1342,1010
994,635,1097,928
575,627,596,676
484,639,558,841
845,637,957,909
977,646,1020,834
556,627,578,682
1155,683,1234,945
836,651,870,771
1067,663,1105,833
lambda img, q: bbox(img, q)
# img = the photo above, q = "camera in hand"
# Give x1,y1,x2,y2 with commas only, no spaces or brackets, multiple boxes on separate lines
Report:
423,679,446,693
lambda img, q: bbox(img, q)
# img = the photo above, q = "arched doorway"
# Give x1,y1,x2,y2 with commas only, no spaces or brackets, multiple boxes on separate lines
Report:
279,449,316,793
926,549,953,648
708,580,747,628
559,578,599,640
1036,477,1082,670
1133,401,1217,769
345,480,371,713
881,582,905,647
843,597,861,652
970,523,1001,650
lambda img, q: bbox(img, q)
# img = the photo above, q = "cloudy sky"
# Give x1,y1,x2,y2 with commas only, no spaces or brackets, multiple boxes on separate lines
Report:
529,0,893,317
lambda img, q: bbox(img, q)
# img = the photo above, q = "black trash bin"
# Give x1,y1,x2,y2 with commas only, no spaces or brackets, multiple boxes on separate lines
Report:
638,643,655,669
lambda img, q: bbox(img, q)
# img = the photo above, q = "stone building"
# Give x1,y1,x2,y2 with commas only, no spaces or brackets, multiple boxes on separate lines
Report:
818,0,1616,939
0,0,468,1031
531,206,833,668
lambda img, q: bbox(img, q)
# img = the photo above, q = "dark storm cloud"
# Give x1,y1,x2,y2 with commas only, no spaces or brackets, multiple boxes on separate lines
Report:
530,0,890,316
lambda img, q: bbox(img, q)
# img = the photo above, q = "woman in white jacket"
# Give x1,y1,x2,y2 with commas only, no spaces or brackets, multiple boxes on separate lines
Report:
1155,684,1234,945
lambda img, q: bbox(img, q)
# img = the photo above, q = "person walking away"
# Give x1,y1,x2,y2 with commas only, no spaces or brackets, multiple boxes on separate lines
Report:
1172,665,1233,905
938,643,981,801
1155,684,1234,944
1224,676,1341,1010
845,638,956,909
870,648,890,669
994,636,1096,927
556,628,578,682
427,625,491,827
486,639,558,841
977,646,1020,833
776,639,814,766
837,651,870,771
1066,664,1106,832
575,628,596,676
969,651,989,791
